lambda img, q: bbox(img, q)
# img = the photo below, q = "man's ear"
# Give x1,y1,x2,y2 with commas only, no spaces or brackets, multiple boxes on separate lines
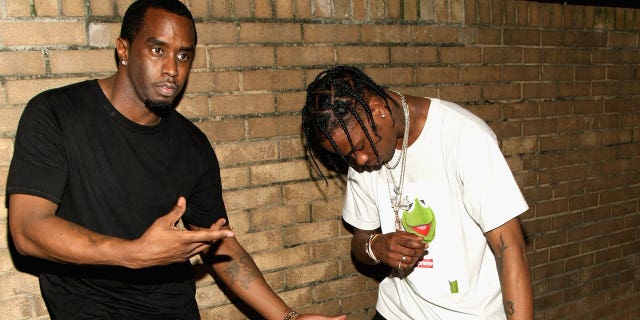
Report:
368,95,387,120
115,37,129,64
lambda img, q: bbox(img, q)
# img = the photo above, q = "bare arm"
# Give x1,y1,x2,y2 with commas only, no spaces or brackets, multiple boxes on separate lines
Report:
8,194,233,269
485,218,533,320
198,225,345,320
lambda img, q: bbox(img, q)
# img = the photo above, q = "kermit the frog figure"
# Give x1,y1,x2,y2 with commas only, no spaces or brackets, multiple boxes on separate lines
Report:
401,198,436,243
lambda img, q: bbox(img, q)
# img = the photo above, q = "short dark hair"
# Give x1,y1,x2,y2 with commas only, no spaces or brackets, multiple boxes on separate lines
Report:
116,0,197,64
301,65,399,176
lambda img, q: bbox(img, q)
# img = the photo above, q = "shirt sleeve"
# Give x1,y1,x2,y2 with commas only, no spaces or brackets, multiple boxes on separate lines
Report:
7,93,68,204
181,141,228,229
342,168,382,231
457,123,529,233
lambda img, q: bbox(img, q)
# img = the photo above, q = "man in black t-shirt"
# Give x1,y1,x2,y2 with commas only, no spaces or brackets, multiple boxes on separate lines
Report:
6,1,345,320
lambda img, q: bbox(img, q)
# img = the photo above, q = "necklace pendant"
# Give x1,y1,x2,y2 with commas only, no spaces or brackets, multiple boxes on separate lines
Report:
390,194,400,207
391,195,411,213
399,196,411,210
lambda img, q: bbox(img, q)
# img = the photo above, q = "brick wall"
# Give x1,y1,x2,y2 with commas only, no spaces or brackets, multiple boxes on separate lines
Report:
0,0,638,319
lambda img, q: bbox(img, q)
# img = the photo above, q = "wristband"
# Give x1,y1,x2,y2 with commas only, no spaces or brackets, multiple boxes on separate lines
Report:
365,233,381,264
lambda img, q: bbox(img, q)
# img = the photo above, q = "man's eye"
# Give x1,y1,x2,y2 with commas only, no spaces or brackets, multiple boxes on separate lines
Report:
151,47,163,55
177,53,191,62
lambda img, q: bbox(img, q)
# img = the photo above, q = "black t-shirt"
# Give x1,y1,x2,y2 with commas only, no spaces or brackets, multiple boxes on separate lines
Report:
7,80,227,319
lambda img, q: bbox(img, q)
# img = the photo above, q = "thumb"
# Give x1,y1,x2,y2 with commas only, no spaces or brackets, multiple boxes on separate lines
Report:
164,196,187,227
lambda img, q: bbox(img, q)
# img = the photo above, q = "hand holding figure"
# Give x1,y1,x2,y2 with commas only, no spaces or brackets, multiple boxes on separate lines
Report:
373,231,428,270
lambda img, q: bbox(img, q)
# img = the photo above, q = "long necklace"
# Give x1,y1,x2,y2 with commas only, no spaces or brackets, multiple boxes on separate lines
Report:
385,92,410,231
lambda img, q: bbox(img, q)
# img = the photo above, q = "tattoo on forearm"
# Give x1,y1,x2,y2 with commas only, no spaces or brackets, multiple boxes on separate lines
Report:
495,234,509,274
223,251,260,290
68,222,105,246
499,234,509,254
504,299,514,318
497,234,516,318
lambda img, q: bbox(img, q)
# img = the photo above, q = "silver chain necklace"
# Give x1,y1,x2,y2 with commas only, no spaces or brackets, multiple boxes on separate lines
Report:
385,92,410,231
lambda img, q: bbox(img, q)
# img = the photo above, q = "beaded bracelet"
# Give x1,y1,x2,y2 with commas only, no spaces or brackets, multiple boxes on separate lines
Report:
283,310,300,320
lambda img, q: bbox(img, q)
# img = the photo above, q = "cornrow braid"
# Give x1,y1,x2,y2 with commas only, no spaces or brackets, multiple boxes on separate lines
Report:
301,65,399,179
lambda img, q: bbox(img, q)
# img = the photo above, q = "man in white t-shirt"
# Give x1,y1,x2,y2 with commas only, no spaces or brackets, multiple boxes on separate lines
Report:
302,65,533,320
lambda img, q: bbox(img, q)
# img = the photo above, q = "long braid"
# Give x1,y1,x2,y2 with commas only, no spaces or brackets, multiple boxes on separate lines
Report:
302,65,396,178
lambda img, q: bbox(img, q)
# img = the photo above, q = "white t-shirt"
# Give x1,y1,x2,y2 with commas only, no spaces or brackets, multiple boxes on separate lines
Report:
342,98,529,319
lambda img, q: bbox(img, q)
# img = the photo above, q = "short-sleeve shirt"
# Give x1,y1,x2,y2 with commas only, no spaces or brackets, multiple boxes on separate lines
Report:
7,80,227,319
343,98,529,319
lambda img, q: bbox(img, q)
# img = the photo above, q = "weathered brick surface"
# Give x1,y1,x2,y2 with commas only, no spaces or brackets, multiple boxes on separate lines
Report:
1,1,639,319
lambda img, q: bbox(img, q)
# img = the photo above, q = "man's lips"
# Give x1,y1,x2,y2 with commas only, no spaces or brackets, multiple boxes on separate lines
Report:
155,82,178,96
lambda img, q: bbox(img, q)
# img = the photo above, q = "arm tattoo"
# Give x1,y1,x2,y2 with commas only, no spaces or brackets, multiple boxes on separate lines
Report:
504,299,515,318
495,233,509,274
496,234,515,318
68,222,106,246
223,251,260,290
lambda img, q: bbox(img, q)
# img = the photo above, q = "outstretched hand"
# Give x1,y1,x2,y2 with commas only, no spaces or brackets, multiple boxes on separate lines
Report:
127,197,234,268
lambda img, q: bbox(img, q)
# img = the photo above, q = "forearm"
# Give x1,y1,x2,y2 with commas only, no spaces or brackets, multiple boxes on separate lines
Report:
209,237,293,320
11,194,230,269
497,245,533,319
351,229,379,265
10,213,131,267
487,219,533,320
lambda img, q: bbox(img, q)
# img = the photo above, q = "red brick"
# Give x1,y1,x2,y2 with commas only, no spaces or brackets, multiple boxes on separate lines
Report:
210,46,275,68
608,31,638,48
248,115,301,139
0,51,46,75
504,28,541,46
503,65,540,81
390,46,437,64
243,69,305,91
240,22,302,43
415,67,458,84
185,71,240,93
0,21,85,46
440,47,482,64
277,46,334,66
523,83,558,99
484,83,522,101
365,67,414,86
303,24,360,43
413,25,459,43
484,47,522,64
362,24,412,43
211,93,275,116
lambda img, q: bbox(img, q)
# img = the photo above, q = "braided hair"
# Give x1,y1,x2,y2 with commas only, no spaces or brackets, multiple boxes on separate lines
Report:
302,65,399,177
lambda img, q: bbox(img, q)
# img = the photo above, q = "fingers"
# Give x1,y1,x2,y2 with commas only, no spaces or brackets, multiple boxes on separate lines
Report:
173,230,235,261
161,197,187,228
184,229,234,243
397,231,428,248
208,218,227,231
382,232,428,268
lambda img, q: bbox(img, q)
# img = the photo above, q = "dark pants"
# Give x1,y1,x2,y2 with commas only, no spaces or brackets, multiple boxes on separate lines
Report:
372,311,387,320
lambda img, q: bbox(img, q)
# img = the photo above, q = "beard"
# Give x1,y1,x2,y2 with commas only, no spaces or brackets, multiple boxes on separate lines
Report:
144,99,173,118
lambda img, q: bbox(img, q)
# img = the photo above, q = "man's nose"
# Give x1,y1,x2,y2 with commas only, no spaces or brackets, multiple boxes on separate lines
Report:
353,152,368,166
163,58,178,77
